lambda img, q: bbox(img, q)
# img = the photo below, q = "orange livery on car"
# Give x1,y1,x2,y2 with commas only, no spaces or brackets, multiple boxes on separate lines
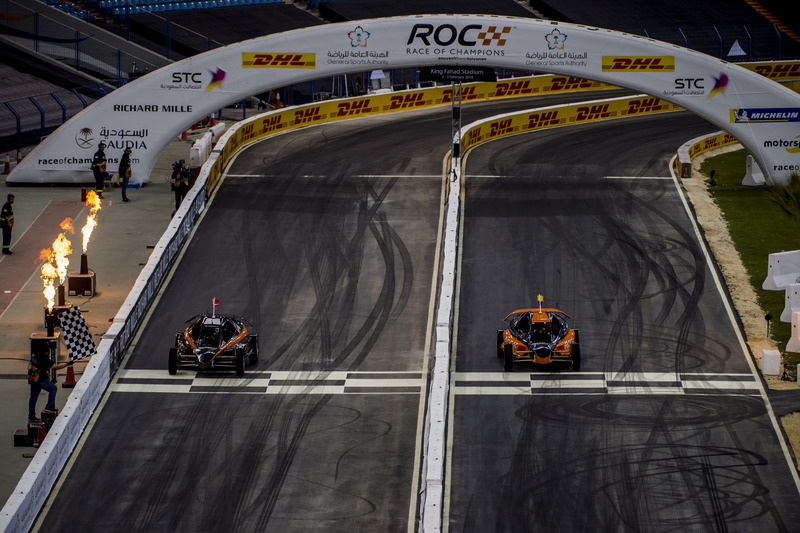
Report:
497,296,580,371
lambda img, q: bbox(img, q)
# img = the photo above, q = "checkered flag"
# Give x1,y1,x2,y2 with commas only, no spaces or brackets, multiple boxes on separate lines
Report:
59,306,96,363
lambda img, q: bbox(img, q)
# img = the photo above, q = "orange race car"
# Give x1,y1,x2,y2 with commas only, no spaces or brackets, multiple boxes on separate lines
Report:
497,298,580,372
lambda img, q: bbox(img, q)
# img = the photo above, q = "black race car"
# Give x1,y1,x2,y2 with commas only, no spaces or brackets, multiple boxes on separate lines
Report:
168,314,258,376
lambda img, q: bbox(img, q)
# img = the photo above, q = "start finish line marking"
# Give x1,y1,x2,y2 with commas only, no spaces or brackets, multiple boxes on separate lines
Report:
110,369,425,395
452,372,760,396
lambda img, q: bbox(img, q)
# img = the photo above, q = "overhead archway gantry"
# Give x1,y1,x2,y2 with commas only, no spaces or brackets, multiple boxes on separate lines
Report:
9,14,800,184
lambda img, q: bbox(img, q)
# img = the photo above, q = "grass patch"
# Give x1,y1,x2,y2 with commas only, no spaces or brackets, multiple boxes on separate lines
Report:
699,149,800,372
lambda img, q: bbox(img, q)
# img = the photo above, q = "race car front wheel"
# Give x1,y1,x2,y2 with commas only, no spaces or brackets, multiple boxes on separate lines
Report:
168,348,178,375
235,349,245,376
496,330,505,358
571,330,581,371
503,344,514,372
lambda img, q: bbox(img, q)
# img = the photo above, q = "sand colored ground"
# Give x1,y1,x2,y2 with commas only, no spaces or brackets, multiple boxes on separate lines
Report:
681,146,800,466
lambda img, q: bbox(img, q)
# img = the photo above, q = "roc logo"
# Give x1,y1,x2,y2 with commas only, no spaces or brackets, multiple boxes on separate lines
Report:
241,53,315,68
477,26,511,46
602,56,675,72
75,127,94,149
407,23,511,47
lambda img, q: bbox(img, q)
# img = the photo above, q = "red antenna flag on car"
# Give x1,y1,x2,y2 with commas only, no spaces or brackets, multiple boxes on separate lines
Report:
213,298,220,317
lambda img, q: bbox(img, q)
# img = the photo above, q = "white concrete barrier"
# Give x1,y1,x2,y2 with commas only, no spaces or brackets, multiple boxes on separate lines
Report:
787,312,800,353
763,250,800,290
781,283,800,322
762,349,781,375
742,154,766,186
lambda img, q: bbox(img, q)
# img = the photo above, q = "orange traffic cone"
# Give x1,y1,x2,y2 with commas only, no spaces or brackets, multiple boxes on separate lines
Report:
16,149,22,164
274,91,282,109
181,130,187,140
209,112,216,127
62,363,77,388
3,153,9,174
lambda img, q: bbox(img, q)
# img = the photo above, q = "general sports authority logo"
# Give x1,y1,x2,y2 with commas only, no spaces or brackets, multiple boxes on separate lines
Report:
545,29,567,50
348,26,370,47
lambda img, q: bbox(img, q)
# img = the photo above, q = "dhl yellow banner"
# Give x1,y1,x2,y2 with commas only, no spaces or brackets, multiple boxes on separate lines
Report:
601,56,675,72
216,74,619,170
688,132,739,159
738,60,800,80
461,96,683,152
241,53,316,68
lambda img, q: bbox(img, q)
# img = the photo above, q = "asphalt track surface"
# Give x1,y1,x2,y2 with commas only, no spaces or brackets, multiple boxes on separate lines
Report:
35,96,800,531
449,116,800,531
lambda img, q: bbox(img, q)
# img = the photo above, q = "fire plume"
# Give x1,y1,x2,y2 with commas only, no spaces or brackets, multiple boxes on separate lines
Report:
40,261,57,312
40,219,74,311
82,190,102,253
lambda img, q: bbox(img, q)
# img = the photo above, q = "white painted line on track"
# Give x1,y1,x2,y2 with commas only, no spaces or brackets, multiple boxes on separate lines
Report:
450,372,759,395
224,173,442,179
603,175,673,180
109,369,426,395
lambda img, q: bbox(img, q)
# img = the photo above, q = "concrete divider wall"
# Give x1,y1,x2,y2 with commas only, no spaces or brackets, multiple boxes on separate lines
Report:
763,250,800,291
782,283,800,323
788,312,800,353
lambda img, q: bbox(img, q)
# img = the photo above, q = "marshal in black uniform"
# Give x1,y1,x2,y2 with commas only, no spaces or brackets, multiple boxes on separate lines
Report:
0,193,14,255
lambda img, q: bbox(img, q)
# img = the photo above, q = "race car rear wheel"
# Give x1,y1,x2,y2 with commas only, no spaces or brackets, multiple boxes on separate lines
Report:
503,344,514,372
496,330,505,358
168,348,178,375
235,349,245,376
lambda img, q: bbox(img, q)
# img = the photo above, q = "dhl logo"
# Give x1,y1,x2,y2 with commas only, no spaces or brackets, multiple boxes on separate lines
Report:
626,97,668,114
602,56,674,72
488,119,514,138
240,123,256,140
576,104,611,121
547,76,597,91
749,63,800,79
389,93,426,110
259,115,283,134
467,129,482,144
442,86,478,103
495,80,534,97
241,53,316,68
527,110,560,129
336,99,373,117
294,107,322,124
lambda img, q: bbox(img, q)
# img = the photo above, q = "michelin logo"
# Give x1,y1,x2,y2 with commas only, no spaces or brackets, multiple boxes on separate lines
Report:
731,108,800,123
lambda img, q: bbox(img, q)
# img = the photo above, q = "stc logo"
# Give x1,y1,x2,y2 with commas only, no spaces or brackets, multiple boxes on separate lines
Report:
172,72,202,84
602,56,675,72
407,24,512,47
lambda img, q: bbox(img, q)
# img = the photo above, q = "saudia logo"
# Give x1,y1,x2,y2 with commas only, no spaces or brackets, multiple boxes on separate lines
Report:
407,24,512,47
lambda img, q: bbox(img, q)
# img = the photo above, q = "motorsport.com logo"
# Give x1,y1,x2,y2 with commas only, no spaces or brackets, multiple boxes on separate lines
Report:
764,136,800,152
